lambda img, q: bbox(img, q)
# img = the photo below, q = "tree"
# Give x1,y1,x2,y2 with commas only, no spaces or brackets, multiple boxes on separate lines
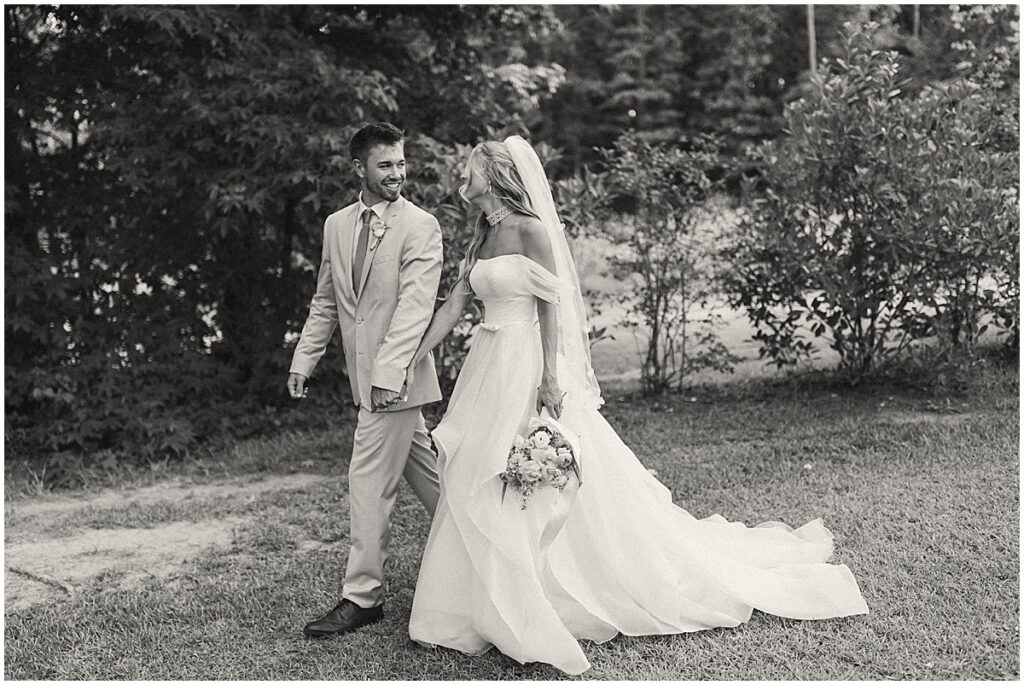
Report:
807,5,817,74
5,5,564,468
538,5,872,166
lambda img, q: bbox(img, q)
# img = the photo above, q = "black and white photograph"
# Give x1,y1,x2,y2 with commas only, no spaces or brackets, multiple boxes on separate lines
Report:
4,3,1019,679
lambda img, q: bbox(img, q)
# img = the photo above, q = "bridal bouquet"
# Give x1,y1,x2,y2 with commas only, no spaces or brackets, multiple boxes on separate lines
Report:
501,415,581,510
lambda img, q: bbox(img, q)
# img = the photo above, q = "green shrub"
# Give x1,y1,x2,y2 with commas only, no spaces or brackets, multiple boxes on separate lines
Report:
725,20,1019,382
595,132,739,394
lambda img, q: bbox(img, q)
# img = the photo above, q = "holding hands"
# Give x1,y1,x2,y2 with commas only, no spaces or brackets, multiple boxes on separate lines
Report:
370,386,402,412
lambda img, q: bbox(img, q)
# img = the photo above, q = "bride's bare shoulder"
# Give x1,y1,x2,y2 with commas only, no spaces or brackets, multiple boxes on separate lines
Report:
514,217,556,267
513,216,548,245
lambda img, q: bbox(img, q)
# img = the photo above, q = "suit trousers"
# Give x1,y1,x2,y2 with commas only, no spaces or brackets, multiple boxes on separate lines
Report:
342,405,439,608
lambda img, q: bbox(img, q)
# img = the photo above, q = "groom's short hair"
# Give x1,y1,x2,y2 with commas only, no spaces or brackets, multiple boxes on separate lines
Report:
350,123,404,163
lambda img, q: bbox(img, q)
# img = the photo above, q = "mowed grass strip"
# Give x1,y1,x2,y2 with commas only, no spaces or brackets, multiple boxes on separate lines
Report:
5,367,1018,679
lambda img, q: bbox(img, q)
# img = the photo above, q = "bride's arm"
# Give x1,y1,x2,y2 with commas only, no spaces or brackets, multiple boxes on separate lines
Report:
521,221,563,417
411,277,474,368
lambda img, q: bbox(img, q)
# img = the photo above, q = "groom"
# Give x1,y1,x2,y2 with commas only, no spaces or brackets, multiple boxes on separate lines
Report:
287,122,443,637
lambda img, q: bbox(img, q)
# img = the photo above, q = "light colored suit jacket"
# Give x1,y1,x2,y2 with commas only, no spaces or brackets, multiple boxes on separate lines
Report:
290,195,443,411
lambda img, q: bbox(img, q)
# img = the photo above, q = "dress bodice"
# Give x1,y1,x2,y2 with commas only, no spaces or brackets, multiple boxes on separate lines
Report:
468,254,562,329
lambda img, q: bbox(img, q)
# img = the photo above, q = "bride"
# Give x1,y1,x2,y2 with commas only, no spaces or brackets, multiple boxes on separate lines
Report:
405,136,868,675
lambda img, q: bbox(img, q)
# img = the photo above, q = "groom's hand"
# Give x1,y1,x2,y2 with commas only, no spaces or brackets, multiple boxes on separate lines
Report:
370,386,401,412
288,372,308,399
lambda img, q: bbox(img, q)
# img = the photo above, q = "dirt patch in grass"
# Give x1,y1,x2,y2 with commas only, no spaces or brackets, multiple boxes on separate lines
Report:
5,517,248,611
4,473,335,612
5,472,331,521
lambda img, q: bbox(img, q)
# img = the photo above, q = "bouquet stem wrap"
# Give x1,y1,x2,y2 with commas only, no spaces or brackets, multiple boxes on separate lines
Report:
501,407,583,552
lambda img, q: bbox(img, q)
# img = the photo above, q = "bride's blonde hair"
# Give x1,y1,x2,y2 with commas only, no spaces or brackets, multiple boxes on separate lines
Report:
456,141,542,295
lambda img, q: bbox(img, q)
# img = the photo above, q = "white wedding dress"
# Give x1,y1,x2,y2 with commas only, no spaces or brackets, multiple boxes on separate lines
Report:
408,253,869,675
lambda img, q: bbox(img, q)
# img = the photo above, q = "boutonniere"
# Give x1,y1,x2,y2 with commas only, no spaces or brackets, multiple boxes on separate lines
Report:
368,214,391,251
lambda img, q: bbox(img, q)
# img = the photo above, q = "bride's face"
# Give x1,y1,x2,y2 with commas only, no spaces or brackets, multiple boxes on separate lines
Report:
458,154,489,205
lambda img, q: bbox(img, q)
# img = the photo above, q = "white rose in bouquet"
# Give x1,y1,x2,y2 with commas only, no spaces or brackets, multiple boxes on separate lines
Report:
542,463,562,482
530,430,551,448
529,447,556,464
518,461,544,483
527,447,550,463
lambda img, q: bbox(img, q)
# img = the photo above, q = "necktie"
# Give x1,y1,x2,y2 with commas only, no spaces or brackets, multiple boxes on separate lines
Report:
353,208,372,295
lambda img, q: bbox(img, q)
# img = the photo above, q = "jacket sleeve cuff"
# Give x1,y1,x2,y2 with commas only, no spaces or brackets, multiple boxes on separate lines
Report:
289,355,317,379
370,363,406,393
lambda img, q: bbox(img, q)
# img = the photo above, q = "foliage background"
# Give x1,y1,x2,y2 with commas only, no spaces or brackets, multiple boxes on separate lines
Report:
725,19,1019,381
5,5,1019,478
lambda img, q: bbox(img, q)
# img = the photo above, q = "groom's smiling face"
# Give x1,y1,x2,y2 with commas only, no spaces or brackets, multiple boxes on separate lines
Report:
355,142,406,205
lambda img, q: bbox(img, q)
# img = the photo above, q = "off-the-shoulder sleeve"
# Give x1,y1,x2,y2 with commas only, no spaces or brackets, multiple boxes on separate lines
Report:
523,257,561,304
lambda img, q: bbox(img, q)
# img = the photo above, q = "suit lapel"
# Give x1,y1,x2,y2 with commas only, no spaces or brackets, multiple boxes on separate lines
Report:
338,203,361,302
356,196,404,302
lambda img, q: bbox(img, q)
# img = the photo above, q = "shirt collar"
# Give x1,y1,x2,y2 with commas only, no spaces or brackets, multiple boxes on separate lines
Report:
357,192,392,219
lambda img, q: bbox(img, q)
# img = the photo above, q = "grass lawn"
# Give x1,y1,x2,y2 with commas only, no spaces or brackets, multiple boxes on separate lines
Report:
4,363,1019,679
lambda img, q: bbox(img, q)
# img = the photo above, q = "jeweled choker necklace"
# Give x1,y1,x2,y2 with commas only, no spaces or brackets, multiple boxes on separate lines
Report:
486,205,513,226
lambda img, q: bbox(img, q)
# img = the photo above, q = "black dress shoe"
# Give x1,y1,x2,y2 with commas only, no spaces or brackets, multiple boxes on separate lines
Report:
303,599,384,638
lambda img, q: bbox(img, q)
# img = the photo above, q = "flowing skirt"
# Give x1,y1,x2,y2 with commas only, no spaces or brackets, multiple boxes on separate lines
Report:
409,323,868,675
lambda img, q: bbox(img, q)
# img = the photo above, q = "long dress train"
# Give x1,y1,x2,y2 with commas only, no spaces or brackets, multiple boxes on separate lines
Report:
409,254,868,675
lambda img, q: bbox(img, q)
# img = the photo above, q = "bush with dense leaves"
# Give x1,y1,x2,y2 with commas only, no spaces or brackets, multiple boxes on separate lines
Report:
725,20,1018,381
594,132,738,394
